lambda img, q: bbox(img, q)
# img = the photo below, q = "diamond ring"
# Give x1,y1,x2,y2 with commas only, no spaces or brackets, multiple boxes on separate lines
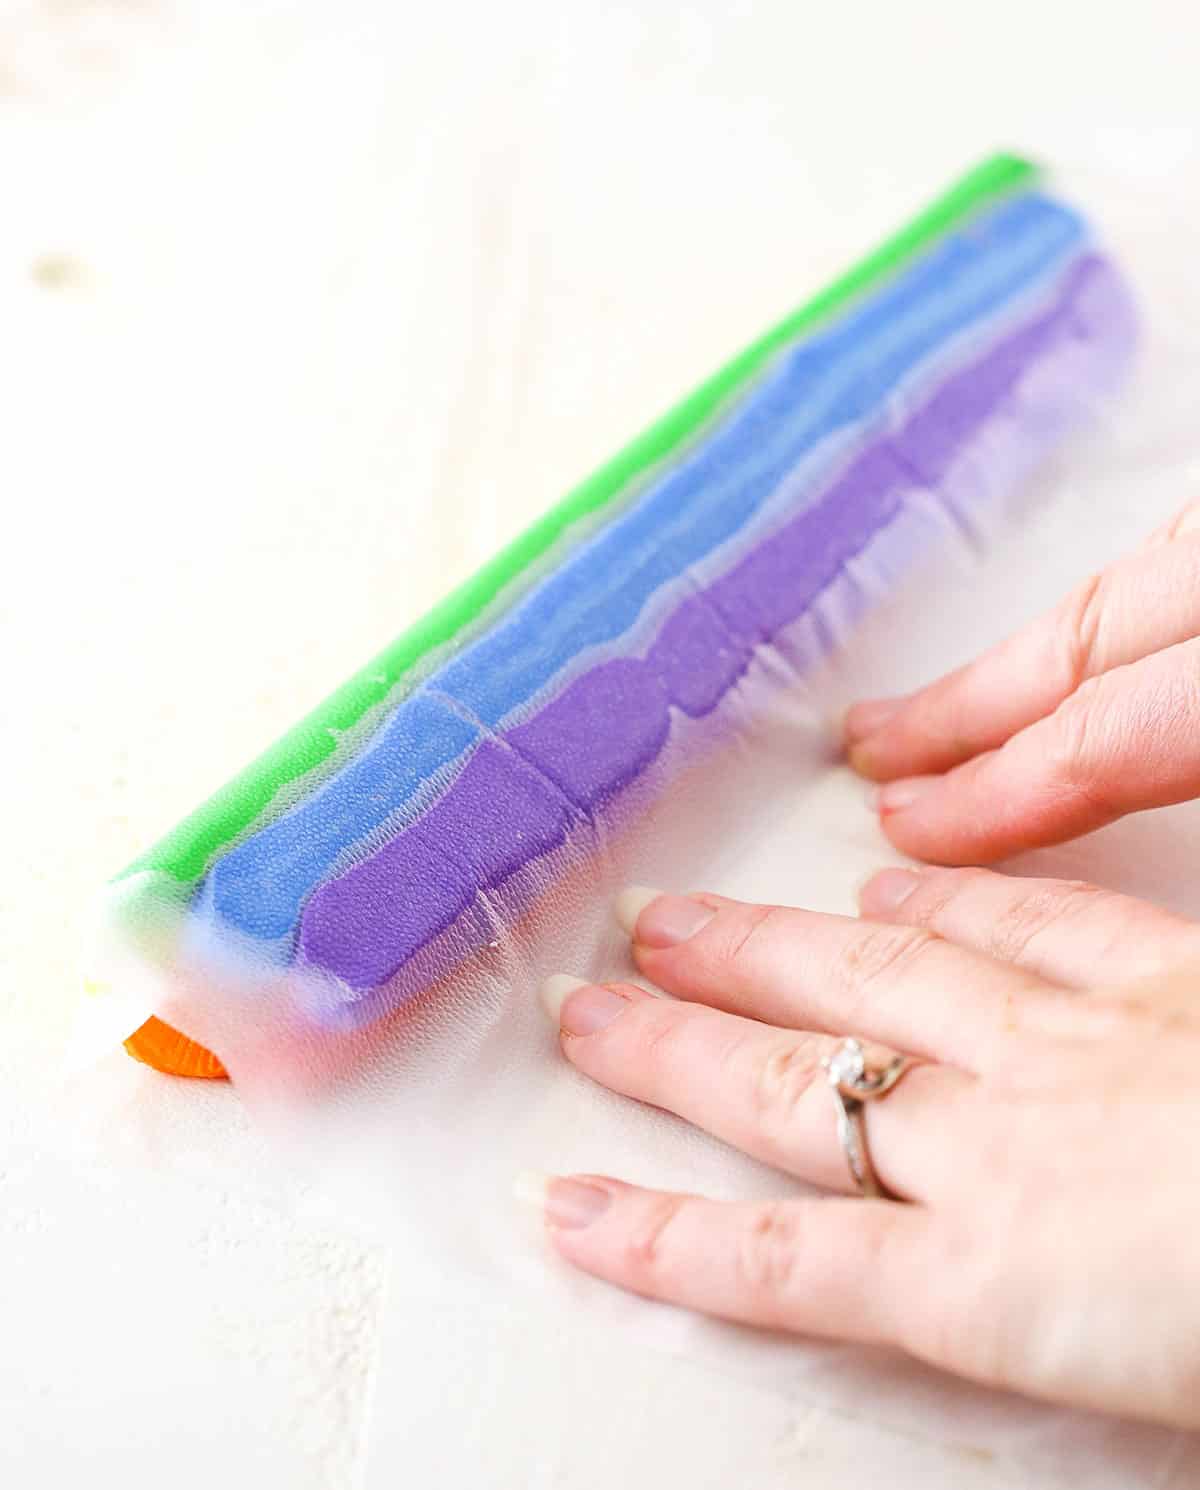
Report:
822,1037,919,1199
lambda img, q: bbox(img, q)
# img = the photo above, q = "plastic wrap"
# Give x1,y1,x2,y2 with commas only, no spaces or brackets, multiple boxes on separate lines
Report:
88,153,1200,1482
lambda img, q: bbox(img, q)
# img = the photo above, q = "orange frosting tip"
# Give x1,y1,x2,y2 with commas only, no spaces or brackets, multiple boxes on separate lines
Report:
124,1017,228,1079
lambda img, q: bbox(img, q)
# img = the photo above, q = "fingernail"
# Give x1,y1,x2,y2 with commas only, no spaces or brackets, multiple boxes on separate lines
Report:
843,695,905,745
876,776,936,816
512,1169,551,1211
512,1171,612,1229
614,884,662,937
620,890,715,949
847,741,886,780
539,974,629,1035
858,867,922,915
546,1177,612,1229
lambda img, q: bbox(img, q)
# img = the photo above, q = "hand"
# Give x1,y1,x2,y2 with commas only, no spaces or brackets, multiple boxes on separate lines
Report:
527,873,1200,1429
843,503,1200,863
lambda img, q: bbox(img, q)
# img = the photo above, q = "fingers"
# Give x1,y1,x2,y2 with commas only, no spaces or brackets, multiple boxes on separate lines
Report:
858,866,1200,989
525,1174,930,1348
846,531,1200,783
615,889,1051,1071
868,638,1200,864
540,975,967,1198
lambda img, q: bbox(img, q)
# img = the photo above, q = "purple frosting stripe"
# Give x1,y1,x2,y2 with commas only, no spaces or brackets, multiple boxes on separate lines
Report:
299,255,1127,994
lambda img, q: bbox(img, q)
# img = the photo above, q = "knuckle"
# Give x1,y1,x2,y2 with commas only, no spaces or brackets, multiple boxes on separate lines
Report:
717,903,783,974
751,1035,824,1139
631,1000,696,1074
984,878,1106,964
1055,572,1107,694
1042,684,1122,814
1160,500,1200,544
622,1195,689,1287
836,924,939,1010
900,867,982,931
736,1204,802,1300
1043,659,1200,819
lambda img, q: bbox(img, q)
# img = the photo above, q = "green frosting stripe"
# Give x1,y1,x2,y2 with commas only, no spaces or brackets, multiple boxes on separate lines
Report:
119,152,1039,888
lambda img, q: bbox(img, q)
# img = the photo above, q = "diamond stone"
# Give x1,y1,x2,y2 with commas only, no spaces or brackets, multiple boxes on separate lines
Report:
826,1038,865,1088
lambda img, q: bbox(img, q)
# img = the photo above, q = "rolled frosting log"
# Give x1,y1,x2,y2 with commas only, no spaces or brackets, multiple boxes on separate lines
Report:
105,154,1137,1074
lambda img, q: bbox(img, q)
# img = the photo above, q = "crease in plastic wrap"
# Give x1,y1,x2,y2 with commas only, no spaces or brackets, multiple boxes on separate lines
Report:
90,154,1200,1483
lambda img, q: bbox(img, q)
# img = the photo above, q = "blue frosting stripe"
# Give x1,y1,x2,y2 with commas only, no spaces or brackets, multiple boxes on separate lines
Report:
193,694,478,940
202,190,1087,946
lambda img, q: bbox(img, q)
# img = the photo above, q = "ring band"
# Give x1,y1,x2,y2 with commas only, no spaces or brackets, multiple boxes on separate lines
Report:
822,1037,919,1199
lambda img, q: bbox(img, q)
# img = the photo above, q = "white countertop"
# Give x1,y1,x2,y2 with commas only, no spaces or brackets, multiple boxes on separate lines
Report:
2,3,1198,1485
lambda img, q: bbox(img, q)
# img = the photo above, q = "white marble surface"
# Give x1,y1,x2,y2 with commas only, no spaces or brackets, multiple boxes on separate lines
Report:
2,3,1199,1485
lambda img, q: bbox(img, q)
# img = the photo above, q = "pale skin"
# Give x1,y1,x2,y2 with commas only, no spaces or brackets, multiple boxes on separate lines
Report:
524,506,1200,1431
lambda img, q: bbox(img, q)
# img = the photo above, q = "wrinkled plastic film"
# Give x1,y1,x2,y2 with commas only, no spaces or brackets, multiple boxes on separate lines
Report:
100,159,1128,1050
91,158,1200,1481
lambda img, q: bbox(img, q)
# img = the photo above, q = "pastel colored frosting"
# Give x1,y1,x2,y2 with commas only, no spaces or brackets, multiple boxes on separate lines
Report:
107,155,1138,1066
